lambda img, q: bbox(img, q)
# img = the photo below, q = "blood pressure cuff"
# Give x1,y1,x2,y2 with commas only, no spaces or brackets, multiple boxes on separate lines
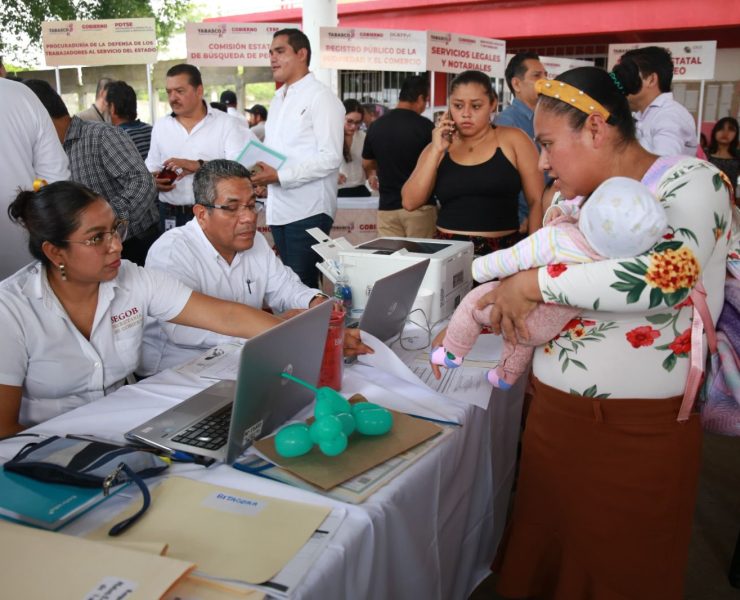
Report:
5,436,169,535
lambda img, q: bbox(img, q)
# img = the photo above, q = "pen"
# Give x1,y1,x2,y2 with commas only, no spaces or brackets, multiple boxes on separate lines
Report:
405,413,461,427
246,278,253,293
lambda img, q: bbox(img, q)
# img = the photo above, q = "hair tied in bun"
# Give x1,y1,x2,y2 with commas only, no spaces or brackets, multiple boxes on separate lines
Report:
609,72,626,95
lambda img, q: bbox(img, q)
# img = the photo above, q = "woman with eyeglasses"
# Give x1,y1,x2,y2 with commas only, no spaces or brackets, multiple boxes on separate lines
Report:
0,180,285,436
337,99,372,197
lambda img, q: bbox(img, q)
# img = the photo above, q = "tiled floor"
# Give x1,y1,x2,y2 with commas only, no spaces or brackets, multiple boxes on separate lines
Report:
470,432,740,599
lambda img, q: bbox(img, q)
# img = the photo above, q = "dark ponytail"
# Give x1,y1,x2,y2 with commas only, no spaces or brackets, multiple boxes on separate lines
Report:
8,181,101,265
537,66,637,144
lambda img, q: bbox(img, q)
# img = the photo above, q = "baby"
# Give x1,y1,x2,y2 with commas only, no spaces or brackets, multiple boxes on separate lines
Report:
430,176,668,389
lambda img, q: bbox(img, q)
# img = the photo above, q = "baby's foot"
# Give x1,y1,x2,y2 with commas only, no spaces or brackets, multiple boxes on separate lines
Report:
486,369,513,390
430,346,463,369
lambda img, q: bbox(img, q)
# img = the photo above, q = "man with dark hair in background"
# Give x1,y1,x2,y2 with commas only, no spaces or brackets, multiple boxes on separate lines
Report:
219,89,240,118
23,79,159,266
245,104,267,142
496,52,547,233
362,74,435,238
106,80,152,161
619,45,697,156
146,63,254,231
250,28,344,288
76,77,113,123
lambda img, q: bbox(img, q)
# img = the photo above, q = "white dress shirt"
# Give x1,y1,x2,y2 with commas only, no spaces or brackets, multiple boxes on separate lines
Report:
339,131,367,189
145,104,255,206
0,261,191,427
634,92,698,157
140,218,319,374
264,73,345,225
0,79,70,279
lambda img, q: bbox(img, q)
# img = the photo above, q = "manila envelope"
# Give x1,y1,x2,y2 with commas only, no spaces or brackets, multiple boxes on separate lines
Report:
254,394,442,490
87,477,330,585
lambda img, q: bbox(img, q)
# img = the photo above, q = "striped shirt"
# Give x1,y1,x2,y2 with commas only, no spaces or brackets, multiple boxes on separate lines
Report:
63,116,158,238
471,216,601,283
119,120,152,161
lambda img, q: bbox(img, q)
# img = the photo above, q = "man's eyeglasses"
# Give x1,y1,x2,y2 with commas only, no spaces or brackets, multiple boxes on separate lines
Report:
202,201,265,216
62,221,128,252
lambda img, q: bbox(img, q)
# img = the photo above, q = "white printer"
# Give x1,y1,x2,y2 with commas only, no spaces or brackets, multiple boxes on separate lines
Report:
312,233,473,323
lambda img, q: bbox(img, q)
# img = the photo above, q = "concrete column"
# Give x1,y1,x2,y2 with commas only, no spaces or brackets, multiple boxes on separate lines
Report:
302,0,338,94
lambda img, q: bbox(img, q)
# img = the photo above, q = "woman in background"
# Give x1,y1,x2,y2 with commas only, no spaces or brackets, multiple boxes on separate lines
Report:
707,116,739,199
402,70,543,256
338,99,371,197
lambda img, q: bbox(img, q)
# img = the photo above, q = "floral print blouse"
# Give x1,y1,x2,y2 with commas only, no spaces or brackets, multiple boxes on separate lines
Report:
533,157,733,399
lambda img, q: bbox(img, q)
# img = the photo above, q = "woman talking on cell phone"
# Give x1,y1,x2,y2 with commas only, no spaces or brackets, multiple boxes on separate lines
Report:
402,70,544,256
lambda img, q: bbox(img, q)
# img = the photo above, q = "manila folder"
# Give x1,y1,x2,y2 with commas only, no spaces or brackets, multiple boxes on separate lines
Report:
87,476,330,584
0,519,194,599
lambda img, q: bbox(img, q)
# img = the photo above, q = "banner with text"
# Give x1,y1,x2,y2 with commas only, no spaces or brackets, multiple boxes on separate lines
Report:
538,56,594,77
319,27,427,72
607,41,716,81
42,19,157,66
186,22,293,67
427,32,505,78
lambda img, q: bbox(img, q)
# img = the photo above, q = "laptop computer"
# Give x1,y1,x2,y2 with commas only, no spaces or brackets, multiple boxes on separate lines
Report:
349,258,430,343
125,301,333,464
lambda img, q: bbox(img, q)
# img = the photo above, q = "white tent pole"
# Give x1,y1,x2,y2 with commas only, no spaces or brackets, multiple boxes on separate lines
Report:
54,67,62,93
146,64,155,124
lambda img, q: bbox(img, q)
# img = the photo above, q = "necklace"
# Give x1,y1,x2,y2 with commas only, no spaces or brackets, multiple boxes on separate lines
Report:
462,126,495,153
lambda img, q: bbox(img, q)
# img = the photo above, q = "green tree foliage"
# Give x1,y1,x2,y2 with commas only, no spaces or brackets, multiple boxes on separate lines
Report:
1,0,192,64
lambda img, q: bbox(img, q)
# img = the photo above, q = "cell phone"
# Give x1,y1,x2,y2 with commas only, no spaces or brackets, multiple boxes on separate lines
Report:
445,109,456,141
158,167,178,184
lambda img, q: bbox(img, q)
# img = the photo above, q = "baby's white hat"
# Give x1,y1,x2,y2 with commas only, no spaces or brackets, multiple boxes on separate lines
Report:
579,176,668,258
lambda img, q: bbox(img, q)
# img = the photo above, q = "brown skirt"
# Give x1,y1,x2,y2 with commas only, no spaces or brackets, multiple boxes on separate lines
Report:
495,378,702,600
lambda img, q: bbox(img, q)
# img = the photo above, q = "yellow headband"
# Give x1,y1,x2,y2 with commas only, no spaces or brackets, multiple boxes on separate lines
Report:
535,79,611,122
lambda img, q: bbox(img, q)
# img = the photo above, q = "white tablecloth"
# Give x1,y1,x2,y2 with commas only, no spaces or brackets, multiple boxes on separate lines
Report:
0,338,524,600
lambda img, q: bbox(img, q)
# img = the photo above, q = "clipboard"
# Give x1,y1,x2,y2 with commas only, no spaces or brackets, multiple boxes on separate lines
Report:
235,139,287,173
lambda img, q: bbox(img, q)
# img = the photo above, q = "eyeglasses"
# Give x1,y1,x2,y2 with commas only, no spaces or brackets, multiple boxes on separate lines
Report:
345,118,362,127
61,221,128,252
201,200,264,216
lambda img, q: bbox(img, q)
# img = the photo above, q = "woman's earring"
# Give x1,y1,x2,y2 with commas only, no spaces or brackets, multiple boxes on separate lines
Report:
58,264,67,281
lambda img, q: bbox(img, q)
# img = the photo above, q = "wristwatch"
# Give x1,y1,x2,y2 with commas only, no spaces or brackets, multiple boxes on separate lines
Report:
197,159,205,168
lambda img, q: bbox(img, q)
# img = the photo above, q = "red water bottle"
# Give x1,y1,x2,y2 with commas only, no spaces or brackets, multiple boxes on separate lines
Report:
317,302,345,391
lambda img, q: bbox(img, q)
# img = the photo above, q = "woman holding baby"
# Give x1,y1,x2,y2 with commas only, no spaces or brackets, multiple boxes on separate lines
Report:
478,66,732,599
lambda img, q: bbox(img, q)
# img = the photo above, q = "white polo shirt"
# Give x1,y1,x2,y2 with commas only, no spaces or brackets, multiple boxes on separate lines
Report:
140,218,319,375
634,92,698,157
145,103,255,206
264,72,345,225
0,261,191,427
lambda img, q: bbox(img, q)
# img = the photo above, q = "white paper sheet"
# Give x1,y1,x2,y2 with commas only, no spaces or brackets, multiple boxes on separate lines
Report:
235,139,287,172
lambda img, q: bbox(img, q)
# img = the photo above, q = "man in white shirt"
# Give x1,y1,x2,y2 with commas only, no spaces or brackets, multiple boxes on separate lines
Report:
140,159,330,375
146,64,255,231
251,28,344,288
619,46,697,157
0,78,69,279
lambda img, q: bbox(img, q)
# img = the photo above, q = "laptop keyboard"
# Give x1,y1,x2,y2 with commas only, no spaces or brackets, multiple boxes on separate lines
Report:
171,404,232,450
